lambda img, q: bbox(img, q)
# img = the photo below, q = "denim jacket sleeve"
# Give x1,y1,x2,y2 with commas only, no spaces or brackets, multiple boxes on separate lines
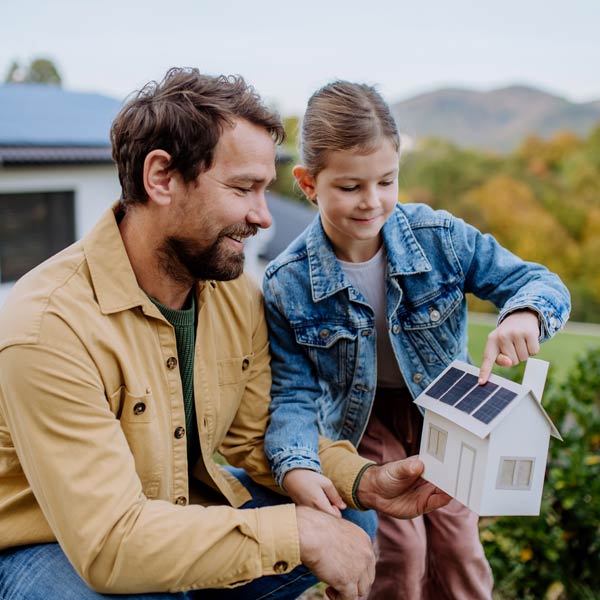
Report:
449,214,571,340
262,275,322,488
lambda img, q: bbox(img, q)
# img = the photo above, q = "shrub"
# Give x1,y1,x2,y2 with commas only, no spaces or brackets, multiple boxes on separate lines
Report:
482,347,600,599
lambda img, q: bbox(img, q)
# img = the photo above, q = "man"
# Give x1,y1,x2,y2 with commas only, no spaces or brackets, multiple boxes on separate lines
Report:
0,68,449,600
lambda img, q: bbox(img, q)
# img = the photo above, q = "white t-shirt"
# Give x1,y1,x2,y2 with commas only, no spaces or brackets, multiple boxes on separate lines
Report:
339,246,405,388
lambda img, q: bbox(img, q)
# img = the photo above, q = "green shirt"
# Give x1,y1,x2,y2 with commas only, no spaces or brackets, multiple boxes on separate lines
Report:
149,293,200,469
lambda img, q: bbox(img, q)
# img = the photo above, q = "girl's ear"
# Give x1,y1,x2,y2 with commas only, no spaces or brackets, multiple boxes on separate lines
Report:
292,165,317,202
143,149,174,207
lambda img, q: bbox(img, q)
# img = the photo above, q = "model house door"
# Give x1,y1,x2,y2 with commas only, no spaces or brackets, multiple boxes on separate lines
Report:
455,443,476,505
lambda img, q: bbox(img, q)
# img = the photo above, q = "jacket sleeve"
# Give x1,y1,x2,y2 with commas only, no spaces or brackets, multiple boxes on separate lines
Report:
449,214,571,341
261,274,324,489
218,279,286,492
0,324,300,593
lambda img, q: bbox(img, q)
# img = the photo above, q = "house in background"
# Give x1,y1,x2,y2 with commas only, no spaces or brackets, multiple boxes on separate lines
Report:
0,83,314,304
0,83,122,305
415,358,562,516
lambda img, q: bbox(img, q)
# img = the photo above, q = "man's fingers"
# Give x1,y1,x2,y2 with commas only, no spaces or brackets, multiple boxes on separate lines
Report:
386,456,423,481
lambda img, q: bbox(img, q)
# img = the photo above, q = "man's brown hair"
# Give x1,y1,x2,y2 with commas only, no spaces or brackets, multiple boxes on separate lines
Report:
111,67,285,205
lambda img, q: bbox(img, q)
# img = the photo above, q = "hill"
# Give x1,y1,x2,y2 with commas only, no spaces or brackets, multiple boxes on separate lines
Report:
392,85,600,152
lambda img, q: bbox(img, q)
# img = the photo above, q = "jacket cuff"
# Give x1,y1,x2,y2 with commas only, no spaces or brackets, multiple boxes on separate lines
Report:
498,300,569,343
318,438,375,510
269,448,322,489
255,503,301,577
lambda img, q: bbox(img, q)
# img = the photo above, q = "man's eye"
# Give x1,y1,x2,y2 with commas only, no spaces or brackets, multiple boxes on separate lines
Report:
236,187,252,194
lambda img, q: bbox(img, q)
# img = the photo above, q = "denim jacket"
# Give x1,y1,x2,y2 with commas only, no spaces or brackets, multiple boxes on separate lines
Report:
262,203,571,487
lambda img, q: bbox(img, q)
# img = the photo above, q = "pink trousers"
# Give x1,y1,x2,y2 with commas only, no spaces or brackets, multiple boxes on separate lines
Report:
357,390,493,600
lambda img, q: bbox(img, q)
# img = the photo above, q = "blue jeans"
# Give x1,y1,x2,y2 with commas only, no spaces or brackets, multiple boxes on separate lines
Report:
0,468,376,600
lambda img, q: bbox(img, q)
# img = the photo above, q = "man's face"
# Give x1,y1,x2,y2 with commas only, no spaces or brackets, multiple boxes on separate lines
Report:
161,118,276,282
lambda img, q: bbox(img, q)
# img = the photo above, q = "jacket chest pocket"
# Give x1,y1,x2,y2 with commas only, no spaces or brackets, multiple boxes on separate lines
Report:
401,287,464,365
111,387,162,498
294,323,357,387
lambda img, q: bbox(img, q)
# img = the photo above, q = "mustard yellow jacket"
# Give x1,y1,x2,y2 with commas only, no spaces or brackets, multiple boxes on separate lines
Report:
0,206,370,594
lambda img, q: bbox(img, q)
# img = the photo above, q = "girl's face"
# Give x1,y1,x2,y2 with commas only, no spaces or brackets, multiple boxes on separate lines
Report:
294,138,399,262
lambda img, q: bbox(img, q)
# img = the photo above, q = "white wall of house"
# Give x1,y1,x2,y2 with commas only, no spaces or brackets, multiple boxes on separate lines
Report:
0,164,120,305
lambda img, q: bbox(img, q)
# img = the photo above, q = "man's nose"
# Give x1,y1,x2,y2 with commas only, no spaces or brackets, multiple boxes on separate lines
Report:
248,191,273,229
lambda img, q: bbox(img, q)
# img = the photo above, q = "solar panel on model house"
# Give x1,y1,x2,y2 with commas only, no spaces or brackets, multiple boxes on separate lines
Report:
425,367,519,425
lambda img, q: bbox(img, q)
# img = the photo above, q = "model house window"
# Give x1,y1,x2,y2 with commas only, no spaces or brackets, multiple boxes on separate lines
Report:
0,191,75,283
496,458,534,490
427,424,448,462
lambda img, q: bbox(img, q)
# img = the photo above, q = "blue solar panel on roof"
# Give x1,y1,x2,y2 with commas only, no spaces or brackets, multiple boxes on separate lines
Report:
455,381,498,413
439,373,479,405
472,388,518,424
425,367,464,399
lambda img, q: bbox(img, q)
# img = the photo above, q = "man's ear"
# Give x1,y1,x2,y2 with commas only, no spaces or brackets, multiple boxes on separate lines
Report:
292,165,317,203
143,150,174,206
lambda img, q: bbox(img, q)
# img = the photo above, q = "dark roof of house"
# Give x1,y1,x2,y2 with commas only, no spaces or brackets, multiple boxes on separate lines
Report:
261,192,317,261
0,83,293,167
0,145,114,166
0,83,122,146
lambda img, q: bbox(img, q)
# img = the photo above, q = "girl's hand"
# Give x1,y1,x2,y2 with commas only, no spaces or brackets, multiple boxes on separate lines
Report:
282,469,347,517
478,309,541,384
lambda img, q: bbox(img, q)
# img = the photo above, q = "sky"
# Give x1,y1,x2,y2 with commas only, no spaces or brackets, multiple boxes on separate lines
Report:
2,0,599,115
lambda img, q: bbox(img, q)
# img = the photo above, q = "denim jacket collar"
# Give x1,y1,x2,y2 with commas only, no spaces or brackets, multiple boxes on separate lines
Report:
306,206,432,302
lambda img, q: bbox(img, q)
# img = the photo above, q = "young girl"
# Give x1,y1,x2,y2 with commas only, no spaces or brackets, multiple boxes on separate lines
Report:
262,81,570,599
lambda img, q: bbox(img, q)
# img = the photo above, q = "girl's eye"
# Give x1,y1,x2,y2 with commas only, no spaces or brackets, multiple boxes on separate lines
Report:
338,185,358,192
379,180,394,187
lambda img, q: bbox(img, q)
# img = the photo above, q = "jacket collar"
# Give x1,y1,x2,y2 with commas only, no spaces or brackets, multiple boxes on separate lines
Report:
83,204,210,316
305,205,431,302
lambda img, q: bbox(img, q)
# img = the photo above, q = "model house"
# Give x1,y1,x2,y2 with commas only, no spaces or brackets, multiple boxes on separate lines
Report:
415,358,561,516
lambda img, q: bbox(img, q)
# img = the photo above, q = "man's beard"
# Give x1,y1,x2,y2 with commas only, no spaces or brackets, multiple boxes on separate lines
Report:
159,224,258,284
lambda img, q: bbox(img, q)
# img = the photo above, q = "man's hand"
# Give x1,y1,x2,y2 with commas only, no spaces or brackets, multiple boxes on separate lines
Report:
355,457,451,518
479,309,540,384
283,469,346,517
296,506,376,600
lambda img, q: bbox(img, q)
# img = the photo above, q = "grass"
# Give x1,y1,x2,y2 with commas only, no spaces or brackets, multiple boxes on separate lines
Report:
467,314,600,383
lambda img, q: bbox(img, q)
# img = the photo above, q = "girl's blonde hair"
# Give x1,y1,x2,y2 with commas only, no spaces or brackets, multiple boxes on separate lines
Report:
300,81,400,176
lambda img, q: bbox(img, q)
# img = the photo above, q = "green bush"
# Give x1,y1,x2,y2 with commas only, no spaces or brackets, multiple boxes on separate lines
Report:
482,347,600,599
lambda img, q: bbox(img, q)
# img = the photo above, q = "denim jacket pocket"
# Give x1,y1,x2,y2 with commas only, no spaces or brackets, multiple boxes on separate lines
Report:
294,323,357,387
401,286,464,365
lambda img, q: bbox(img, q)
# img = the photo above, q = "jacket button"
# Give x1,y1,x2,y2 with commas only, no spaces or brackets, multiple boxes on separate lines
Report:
361,329,372,337
392,324,400,334
133,402,146,415
319,328,330,339
429,309,441,322
166,356,178,369
273,561,288,574
242,358,250,370
175,496,187,506
412,373,424,384
174,426,185,439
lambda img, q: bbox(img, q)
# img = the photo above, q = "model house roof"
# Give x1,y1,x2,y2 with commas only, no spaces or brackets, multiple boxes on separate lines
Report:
414,359,561,440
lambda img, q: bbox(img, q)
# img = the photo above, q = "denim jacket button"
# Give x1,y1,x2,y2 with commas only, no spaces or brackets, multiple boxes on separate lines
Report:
429,309,441,322
392,324,400,334
412,373,424,384
319,328,330,339
361,329,372,337
549,317,557,329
